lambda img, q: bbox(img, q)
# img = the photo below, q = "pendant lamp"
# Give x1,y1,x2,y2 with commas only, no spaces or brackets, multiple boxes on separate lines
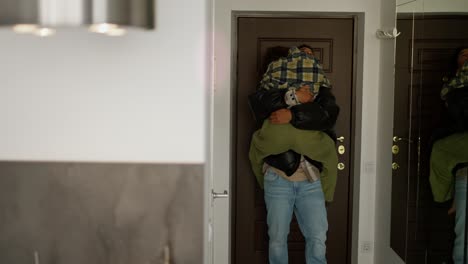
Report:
0,0,154,36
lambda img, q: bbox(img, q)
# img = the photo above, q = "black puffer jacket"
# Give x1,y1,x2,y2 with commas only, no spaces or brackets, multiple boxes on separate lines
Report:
446,88,468,132
430,88,468,147
248,86,340,175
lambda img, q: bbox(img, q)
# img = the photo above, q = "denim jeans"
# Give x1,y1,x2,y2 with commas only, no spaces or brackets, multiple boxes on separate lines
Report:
454,176,467,264
264,168,328,264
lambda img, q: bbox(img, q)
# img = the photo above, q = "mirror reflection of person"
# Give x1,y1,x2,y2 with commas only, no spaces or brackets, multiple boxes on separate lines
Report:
430,47,468,264
248,45,340,264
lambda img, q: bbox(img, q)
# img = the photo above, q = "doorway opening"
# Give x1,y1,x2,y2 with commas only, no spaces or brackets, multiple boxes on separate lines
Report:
230,12,364,264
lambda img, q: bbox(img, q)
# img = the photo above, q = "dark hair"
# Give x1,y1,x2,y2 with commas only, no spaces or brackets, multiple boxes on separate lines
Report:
261,46,290,75
449,47,468,77
298,44,313,51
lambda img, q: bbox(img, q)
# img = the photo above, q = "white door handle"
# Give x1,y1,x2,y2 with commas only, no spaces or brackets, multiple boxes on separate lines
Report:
212,190,228,199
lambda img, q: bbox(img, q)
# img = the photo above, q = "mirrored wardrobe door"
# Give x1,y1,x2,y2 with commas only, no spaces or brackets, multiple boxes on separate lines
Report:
391,1,425,261
415,13,468,264
391,0,468,263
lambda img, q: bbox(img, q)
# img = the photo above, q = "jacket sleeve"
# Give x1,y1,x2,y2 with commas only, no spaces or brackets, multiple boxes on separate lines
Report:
248,86,340,130
290,86,340,131
248,88,289,123
446,88,468,132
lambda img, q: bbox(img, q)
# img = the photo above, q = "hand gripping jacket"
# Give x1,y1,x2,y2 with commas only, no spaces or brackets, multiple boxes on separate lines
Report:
248,86,340,176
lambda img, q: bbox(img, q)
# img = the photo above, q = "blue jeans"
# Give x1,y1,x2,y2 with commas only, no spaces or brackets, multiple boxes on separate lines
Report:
454,177,467,264
264,168,328,264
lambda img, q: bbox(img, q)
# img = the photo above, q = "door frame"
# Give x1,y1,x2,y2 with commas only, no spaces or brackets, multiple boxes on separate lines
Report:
228,11,365,264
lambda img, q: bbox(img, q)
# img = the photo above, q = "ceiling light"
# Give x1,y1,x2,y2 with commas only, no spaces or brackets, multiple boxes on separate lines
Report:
1,0,154,36
89,23,118,34
12,24,39,34
34,27,56,37
106,27,126,37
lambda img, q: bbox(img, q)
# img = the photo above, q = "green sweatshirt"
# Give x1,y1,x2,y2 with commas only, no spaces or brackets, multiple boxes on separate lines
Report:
430,132,468,202
249,120,338,202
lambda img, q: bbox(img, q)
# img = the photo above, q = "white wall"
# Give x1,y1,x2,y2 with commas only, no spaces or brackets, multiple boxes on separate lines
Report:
212,0,397,263
374,0,405,263
397,0,468,13
0,0,209,163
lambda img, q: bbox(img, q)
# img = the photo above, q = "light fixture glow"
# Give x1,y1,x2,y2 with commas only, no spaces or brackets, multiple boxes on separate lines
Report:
89,23,118,34
106,27,126,37
12,24,39,34
34,27,56,37
1,0,155,34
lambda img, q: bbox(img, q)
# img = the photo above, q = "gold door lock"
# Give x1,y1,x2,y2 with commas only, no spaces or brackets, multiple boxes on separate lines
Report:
337,163,345,170
338,145,346,155
392,162,400,170
392,145,399,155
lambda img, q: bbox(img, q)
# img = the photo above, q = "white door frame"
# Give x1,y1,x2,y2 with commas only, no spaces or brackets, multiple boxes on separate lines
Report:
207,10,366,264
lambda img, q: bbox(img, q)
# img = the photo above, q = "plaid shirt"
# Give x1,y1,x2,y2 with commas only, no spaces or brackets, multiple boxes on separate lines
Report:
441,60,468,100
259,47,331,96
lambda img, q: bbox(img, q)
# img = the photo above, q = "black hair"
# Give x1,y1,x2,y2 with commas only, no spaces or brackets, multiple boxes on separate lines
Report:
261,46,290,75
298,44,313,51
449,47,468,78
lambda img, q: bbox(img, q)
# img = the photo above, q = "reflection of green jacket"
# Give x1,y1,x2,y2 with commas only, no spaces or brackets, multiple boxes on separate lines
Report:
249,120,338,202
430,132,468,202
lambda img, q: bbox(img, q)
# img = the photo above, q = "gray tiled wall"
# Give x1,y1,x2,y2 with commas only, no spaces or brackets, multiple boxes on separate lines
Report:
0,162,204,264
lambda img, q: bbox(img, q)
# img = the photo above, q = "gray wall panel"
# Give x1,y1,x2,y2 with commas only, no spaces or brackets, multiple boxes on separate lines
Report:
0,162,203,264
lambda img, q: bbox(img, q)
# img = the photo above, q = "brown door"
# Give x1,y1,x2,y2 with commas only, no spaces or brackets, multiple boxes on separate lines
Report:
391,15,468,263
233,17,355,264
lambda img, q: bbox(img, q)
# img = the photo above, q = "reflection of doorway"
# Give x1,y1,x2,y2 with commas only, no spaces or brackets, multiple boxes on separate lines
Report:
391,15,468,263
233,16,355,264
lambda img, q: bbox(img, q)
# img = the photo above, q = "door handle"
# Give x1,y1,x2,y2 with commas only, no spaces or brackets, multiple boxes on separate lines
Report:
393,136,413,143
212,190,229,199
337,136,345,143
392,162,400,170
